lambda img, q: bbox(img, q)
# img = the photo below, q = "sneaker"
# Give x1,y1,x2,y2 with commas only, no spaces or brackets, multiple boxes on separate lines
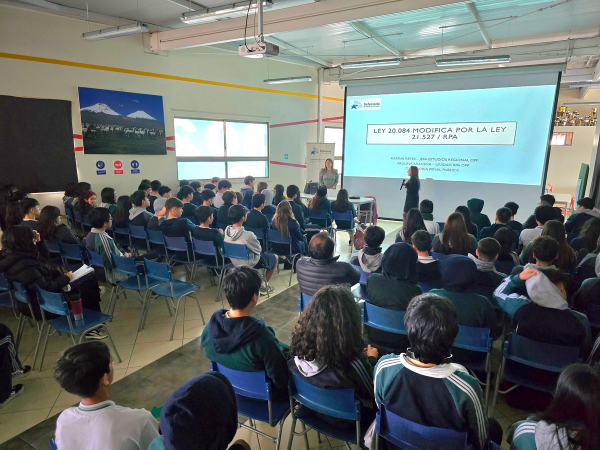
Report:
0,384,24,409
11,365,32,380
99,286,106,296
260,282,274,295
85,329,108,340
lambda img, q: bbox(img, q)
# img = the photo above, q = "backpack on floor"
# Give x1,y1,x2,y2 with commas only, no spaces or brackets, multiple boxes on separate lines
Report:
354,228,366,251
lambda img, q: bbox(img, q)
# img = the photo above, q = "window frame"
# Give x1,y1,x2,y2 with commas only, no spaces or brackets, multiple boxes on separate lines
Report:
324,126,344,172
174,116,270,179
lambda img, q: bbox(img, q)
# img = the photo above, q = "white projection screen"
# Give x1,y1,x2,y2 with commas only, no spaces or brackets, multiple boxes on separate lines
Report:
342,64,563,221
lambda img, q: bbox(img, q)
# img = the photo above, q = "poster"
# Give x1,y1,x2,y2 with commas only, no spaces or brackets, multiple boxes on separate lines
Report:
305,143,335,186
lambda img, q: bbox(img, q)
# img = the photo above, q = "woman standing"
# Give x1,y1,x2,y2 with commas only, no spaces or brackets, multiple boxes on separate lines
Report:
403,166,420,222
319,158,339,189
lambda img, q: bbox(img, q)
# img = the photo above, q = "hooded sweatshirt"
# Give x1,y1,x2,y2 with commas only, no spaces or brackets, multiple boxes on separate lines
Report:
467,198,491,230
478,223,519,243
224,225,262,267
129,207,153,227
200,309,289,395
572,255,600,312
356,246,383,273
508,418,577,450
565,208,600,234
468,254,507,301
261,189,274,206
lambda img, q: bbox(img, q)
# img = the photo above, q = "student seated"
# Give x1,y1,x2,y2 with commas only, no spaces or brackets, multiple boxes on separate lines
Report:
331,189,356,244
152,186,172,214
204,183,217,193
201,266,289,398
270,200,306,255
224,205,278,293
138,182,152,198
570,217,600,252
150,198,196,260
189,180,202,206
4,202,24,228
72,181,91,211
504,201,523,232
523,194,556,230
508,364,600,450
572,252,600,313
213,179,232,209
285,185,306,230
455,205,479,237
20,197,40,231
179,180,189,188
37,205,80,245
478,207,519,243
520,220,576,273
469,237,507,300
272,184,285,206
78,190,97,220
244,193,270,237
419,199,439,236
519,205,556,248
395,208,426,244
467,198,491,231
411,230,441,283
148,180,161,210
494,227,520,268
289,285,378,427
62,182,77,209
0,323,30,409
200,189,219,229
217,191,237,227
98,187,117,215
192,206,224,265
365,243,422,354
177,185,197,219
234,192,244,210
256,181,274,206
565,197,599,234
307,185,332,227
296,232,359,296
374,294,503,450
432,212,478,256
54,342,159,450
129,190,153,227
351,225,385,274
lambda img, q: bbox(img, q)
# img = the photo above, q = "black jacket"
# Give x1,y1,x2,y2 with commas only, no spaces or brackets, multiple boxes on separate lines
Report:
478,223,519,243
217,202,234,227
289,201,306,231
192,191,202,206
296,256,360,296
245,210,270,236
507,220,522,233
182,202,197,218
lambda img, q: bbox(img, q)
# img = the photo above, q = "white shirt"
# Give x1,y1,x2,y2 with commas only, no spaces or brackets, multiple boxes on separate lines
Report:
56,400,159,450
519,226,543,246
423,220,440,236
213,192,225,208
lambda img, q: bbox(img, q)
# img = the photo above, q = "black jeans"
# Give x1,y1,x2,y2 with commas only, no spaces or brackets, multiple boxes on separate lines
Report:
0,323,23,402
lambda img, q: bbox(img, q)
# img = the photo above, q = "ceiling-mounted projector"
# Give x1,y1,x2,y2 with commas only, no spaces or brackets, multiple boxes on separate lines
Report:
238,42,279,58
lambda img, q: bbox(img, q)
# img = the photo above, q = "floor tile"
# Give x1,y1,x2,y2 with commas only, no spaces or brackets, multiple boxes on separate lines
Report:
112,344,134,370
106,324,139,345
128,340,183,367
0,377,61,414
135,321,184,343
183,320,205,339
47,405,70,419
0,409,52,444
126,366,143,376
53,389,80,407
113,368,128,383
147,354,210,390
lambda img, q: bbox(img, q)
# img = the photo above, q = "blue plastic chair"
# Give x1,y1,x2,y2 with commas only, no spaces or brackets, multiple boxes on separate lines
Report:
490,333,581,413
44,239,63,266
288,372,363,449
243,225,267,248
438,222,445,233
307,209,332,233
12,281,44,359
211,361,290,450
72,209,83,233
163,234,194,279
566,232,577,244
58,241,84,267
142,259,204,339
146,228,166,255
49,438,57,450
112,225,130,249
86,248,123,313
431,251,451,261
182,214,199,225
222,242,270,298
361,302,406,335
128,224,148,255
0,273,18,320
418,280,443,292
375,404,468,450
35,286,121,371
331,210,355,245
191,238,233,303
264,213,274,223
267,229,299,286
357,266,372,285
298,292,313,313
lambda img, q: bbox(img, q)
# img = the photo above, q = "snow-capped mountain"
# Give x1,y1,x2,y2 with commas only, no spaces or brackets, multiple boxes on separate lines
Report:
127,110,156,120
80,103,120,116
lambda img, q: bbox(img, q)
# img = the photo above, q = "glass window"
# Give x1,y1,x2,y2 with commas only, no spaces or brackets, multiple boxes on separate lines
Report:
174,119,224,157
226,122,268,157
334,159,343,174
324,127,344,157
177,161,225,180
228,161,268,178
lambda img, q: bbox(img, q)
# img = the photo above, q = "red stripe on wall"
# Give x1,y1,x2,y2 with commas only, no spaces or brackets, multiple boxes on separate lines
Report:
166,136,175,141
73,134,83,139
167,147,175,151
270,161,306,168
74,146,84,152
270,116,344,129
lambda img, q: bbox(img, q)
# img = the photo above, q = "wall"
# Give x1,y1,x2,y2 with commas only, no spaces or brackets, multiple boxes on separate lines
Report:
0,6,344,209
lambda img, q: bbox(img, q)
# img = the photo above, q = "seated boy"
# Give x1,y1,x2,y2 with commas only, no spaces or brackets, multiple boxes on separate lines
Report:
467,198,491,231
217,191,236,227
147,180,161,213
478,207,519,243
177,185,197,219
351,225,384,273
129,190,153,227
519,205,556,248
468,238,507,300
190,181,202,206
504,201,522,232
411,230,441,284
201,266,289,398
224,205,278,294
54,342,159,450
21,198,41,231
244,193,271,238
419,199,439,236
513,235,560,274
192,205,225,265
214,179,232,208
152,186,172,215
374,294,502,450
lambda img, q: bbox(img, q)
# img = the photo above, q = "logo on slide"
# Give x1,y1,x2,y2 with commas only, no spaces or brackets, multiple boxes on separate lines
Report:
350,98,381,111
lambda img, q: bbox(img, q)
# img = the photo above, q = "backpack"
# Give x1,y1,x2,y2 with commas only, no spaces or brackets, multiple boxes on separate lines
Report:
354,228,366,251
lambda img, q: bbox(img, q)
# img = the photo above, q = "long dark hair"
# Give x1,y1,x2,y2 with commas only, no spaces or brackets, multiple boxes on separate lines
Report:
455,205,477,236
273,184,285,205
309,186,327,213
401,209,426,244
441,212,471,256
535,364,600,449
113,195,132,225
4,202,24,228
333,189,351,213
0,225,36,254
64,183,77,198
579,218,600,252
493,227,514,257
542,220,575,271
272,200,294,239
290,285,364,371
100,187,116,205
78,191,96,214
37,206,61,240
257,181,268,193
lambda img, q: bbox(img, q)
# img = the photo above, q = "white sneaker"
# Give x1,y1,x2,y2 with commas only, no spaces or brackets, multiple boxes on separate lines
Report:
99,286,106,296
85,329,108,340
12,365,32,380
0,384,24,409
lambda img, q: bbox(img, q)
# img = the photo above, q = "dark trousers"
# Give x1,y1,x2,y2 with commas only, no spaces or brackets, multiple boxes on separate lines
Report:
0,323,22,402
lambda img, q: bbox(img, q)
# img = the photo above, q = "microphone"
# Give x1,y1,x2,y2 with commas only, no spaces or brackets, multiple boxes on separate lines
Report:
399,179,406,191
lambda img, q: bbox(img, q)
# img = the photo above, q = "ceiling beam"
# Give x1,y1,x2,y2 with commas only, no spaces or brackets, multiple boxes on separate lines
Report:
11,0,132,26
265,36,332,67
465,2,491,49
165,0,208,10
149,0,467,51
579,59,600,99
349,21,400,57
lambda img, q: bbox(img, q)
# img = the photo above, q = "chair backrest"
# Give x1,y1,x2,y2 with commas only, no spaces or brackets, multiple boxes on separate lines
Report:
264,214,274,223
218,222,229,231
418,280,443,293
453,325,492,353
86,248,104,268
222,242,250,261
267,228,292,246
361,302,406,335
144,259,172,283
289,373,359,421
59,241,83,261
12,281,33,305
210,361,271,401
376,404,467,450
503,333,581,373
191,237,218,257
113,225,130,236
163,235,189,252
298,292,312,312
431,251,450,261
307,209,329,220
438,222,445,233
182,215,199,225
146,228,164,245
244,225,265,240
0,273,13,292
36,286,69,316
357,266,372,285
585,303,600,328
45,239,61,254
73,209,82,223
574,266,597,283
128,224,147,240
111,253,139,276
566,232,577,244
331,209,354,223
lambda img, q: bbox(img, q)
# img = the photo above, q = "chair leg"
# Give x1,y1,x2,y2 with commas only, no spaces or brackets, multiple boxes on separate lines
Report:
103,324,122,363
490,357,506,415
38,323,52,372
484,355,492,416
105,286,116,316
301,422,309,450
317,432,322,443
192,292,205,325
137,290,151,332
275,420,286,450
374,431,379,450
15,314,25,352
170,296,184,341
287,415,297,450
32,322,46,371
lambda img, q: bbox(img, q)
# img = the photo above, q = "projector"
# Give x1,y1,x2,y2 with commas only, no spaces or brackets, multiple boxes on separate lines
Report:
238,42,279,59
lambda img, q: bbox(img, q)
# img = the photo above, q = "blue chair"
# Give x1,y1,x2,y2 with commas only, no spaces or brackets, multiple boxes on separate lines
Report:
191,238,233,303
86,248,123,314
331,210,355,245
585,303,600,334
431,251,450,261
375,403,468,450
298,292,312,313
146,228,166,255
58,241,84,267
243,225,267,249
438,222,445,233
452,325,493,411
307,209,332,233
64,206,75,230
566,232,577,244
418,280,442,292
35,286,121,371
357,266,372,285
44,239,63,266
72,209,83,233
113,225,130,250
163,234,194,279
490,333,581,413
267,229,299,286
12,281,44,359
222,242,270,298
142,259,204,339
0,273,18,320
361,302,406,335
288,372,363,449
211,361,290,450
264,213,274,223
182,215,199,225
128,224,148,255
49,438,57,450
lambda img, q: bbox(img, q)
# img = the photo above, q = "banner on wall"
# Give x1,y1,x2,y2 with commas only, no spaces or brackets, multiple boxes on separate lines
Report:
305,143,335,187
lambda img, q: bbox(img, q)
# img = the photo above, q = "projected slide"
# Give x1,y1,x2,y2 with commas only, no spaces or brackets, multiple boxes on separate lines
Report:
344,86,556,185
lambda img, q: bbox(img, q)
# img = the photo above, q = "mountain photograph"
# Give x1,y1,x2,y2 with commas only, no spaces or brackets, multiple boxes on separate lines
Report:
78,87,166,155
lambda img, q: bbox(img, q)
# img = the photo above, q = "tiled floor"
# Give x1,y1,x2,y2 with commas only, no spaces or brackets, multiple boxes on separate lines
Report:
0,220,531,449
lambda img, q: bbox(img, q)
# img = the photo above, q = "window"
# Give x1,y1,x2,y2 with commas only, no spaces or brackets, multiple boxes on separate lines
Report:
324,127,344,175
551,132,573,146
174,118,269,179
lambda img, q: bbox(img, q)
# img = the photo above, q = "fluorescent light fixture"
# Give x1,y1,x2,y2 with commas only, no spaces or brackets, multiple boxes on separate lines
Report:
569,81,600,88
435,55,511,66
340,58,401,70
83,23,149,41
181,1,272,24
263,76,312,84
563,102,600,106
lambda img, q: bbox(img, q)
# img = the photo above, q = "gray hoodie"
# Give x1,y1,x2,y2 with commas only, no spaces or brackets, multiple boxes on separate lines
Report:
535,421,573,450
524,265,569,310
580,208,600,219
357,248,383,273
224,226,262,267
129,207,148,221
468,253,498,273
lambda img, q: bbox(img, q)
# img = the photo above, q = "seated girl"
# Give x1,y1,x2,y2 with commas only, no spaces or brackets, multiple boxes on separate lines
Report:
270,201,306,255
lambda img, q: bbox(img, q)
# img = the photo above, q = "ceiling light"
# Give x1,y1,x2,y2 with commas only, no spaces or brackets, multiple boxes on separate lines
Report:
569,81,600,88
83,23,149,41
181,1,273,24
435,55,511,66
563,102,600,106
340,58,401,70
264,76,312,84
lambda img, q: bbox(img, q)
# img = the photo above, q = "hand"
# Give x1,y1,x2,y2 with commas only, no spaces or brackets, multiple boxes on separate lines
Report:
519,267,540,281
65,271,74,281
34,231,41,243
219,229,224,235
124,253,132,258
364,345,378,359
